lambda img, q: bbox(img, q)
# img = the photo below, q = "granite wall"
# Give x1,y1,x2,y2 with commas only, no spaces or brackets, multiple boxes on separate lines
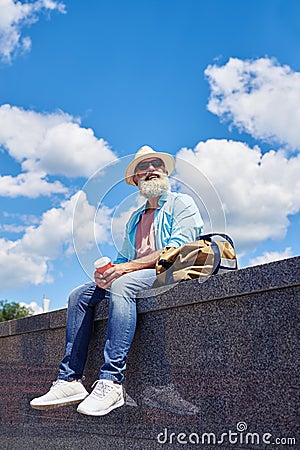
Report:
0,257,299,450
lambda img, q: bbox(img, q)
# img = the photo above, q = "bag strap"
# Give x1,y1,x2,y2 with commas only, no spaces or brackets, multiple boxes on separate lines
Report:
158,259,173,270
166,269,175,285
198,233,235,248
210,239,221,275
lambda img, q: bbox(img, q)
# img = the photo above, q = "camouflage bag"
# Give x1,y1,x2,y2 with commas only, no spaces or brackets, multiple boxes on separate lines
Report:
155,233,238,286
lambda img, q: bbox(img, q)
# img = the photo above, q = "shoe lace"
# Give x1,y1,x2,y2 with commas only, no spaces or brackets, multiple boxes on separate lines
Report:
91,380,114,399
50,380,66,390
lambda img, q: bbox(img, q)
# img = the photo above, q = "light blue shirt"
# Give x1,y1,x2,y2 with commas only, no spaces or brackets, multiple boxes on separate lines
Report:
114,191,203,264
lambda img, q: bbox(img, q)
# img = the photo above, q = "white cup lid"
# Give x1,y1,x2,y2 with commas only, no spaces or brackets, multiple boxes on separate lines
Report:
94,257,111,268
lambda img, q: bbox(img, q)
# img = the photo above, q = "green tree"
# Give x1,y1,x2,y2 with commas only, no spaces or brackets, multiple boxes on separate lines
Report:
0,300,34,322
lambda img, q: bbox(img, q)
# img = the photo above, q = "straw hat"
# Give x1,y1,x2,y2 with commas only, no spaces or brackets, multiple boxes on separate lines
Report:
125,145,175,186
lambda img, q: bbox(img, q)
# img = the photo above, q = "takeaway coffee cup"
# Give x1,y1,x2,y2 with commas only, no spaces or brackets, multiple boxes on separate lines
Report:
94,257,113,274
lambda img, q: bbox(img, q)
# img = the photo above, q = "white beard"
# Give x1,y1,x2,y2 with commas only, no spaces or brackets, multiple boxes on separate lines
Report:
138,172,170,199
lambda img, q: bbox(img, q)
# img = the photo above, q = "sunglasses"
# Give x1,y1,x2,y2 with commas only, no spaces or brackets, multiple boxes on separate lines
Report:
135,158,164,172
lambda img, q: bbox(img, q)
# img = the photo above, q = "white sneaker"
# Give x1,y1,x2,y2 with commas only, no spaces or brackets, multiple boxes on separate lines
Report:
77,380,124,416
30,380,89,410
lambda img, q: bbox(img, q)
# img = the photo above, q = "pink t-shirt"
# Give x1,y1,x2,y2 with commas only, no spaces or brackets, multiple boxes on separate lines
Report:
135,208,156,259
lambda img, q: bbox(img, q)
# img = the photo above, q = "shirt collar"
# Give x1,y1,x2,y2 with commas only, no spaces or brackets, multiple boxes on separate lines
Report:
133,190,170,217
144,191,169,210
158,190,169,206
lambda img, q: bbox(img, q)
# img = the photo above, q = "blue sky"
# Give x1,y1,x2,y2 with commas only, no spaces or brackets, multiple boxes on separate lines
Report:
0,0,300,312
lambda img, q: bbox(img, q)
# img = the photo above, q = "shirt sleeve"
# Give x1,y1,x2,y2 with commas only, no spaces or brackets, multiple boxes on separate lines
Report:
166,194,203,248
113,224,131,264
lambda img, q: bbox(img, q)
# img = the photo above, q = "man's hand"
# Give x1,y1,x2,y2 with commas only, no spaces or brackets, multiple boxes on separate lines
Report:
94,263,129,289
94,249,163,290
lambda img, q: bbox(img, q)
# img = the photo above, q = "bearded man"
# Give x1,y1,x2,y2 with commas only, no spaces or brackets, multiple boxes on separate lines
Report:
30,145,203,416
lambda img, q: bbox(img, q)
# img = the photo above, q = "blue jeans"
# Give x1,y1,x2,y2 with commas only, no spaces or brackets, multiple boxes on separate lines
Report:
58,269,157,384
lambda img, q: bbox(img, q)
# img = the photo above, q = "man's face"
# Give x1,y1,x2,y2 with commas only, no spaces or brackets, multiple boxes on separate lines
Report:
132,158,167,185
133,157,170,199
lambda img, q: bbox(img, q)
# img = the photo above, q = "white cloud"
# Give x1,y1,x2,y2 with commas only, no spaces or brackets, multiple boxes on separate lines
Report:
0,191,112,290
0,104,118,197
19,193,78,259
0,171,67,197
2,211,40,225
0,0,66,63
0,237,51,288
73,191,113,256
0,223,27,233
249,248,293,266
205,57,300,150
176,139,300,252
20,300,43,315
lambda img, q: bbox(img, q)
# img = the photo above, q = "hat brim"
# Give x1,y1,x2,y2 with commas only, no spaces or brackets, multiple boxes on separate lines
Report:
125,152,176,186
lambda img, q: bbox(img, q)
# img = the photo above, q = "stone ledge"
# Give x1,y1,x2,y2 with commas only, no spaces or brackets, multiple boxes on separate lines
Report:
0,308,67,337
0,256,299,449
1,256,299,337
